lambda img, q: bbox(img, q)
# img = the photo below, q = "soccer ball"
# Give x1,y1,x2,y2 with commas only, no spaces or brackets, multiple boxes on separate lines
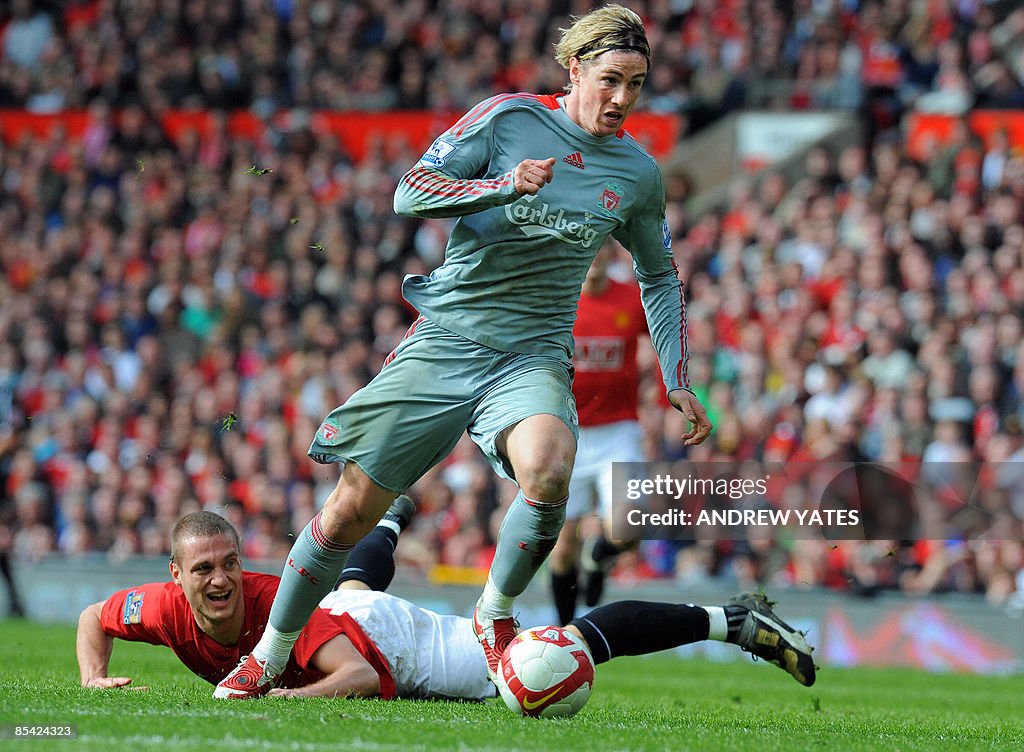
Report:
496,625,595,718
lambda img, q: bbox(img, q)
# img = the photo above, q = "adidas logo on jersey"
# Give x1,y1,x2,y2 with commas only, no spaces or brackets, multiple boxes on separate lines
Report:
562,152,585,170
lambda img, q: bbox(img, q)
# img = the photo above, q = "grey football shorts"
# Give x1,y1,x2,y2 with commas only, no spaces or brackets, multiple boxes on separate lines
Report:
309,317,579,491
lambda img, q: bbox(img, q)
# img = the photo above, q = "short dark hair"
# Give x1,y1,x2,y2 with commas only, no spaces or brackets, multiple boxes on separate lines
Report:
170,511,241,564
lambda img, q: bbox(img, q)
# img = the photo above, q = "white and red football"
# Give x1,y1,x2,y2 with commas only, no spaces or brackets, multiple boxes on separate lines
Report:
496,625,595,718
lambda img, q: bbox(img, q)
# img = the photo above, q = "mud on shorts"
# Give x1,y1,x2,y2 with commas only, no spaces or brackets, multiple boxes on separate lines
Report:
309,317,579,492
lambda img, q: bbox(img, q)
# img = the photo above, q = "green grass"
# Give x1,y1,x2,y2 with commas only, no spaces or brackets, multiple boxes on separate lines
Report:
1,619,1021,752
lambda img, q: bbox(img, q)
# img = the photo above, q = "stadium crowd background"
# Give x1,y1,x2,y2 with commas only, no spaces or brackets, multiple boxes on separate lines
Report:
1,0,1023,611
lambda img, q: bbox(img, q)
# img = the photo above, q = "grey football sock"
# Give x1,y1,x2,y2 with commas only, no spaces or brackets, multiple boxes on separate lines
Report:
267,512,353,634
488,490,567,599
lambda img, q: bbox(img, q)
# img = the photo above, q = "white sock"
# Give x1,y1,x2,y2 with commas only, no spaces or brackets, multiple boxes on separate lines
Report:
377,519,401,538
252,624,302,672
477,575,515,617
703,606,728,641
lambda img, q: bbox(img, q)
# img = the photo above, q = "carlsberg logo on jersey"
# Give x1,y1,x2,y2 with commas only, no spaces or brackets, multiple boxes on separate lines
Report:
505,194,599,248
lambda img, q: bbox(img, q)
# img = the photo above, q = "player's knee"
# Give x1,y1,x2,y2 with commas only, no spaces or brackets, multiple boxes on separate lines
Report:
504,415,576,501
322,478,394,538
517,457,573,501
320,495,360,538
332,494,391,534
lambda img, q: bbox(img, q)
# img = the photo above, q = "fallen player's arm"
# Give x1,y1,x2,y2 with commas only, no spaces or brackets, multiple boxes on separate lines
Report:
268,633,381,699
76,600,138,689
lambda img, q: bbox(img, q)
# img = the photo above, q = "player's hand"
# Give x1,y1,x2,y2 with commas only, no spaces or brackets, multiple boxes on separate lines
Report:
83,676,147,690
267,687,306,698
513,157,556,195
668,389,713,446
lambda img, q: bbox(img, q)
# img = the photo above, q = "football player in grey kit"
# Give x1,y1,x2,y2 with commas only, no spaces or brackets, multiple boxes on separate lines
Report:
215,4,714,698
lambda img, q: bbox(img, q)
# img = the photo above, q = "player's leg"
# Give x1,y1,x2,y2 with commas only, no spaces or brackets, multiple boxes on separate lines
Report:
551,426,606,624
0,551,25,617
216,321,472,698
549,517,581,626
466,355,578,678
551,453,598,625
336,494,417,592
581,420,645,607
262,462,394,646
566,593,816,686
476,414,575,677
580,531,635,608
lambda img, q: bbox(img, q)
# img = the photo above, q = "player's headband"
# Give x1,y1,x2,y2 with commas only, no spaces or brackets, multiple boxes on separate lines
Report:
576,38,650,64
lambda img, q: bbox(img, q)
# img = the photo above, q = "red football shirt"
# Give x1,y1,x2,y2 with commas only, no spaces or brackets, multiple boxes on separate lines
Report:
99,571,395,697
572,279,646,426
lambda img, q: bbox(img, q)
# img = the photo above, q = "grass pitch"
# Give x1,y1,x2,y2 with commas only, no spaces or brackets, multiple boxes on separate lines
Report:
1,618,1021,752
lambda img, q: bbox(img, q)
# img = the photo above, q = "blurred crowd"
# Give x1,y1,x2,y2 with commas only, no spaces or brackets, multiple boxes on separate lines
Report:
2,0,1024,130
1,0,1023,612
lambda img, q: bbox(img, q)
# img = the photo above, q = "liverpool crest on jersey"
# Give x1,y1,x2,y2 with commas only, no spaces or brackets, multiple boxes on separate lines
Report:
318,420,339,442
599,182,623,214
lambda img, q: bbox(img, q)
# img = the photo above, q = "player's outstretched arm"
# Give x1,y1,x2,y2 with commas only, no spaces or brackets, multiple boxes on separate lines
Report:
267,634,381,699
667,388,713,446
76,600,139,689
393,160,535,220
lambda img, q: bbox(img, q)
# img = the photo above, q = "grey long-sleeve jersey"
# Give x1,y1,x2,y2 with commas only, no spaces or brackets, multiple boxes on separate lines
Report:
394,92,691,394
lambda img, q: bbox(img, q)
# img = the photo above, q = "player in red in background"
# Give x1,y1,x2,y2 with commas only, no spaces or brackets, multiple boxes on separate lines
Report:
77,510,815,698
549,240,650,625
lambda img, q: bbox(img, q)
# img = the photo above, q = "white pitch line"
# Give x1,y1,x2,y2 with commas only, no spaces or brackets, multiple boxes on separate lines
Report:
76,735,408,751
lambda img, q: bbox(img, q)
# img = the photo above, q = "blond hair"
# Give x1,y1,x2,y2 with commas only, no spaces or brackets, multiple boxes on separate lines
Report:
554,4,650,71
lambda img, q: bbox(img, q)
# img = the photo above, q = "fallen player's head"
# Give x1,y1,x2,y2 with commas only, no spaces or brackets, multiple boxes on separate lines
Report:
169,511,244,632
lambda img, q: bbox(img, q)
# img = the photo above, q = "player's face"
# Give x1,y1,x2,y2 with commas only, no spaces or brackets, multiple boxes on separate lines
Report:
567,51,648,137
170,534,243,631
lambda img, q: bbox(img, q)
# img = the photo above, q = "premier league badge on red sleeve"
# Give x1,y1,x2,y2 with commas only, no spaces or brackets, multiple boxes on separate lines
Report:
122,590,145,625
